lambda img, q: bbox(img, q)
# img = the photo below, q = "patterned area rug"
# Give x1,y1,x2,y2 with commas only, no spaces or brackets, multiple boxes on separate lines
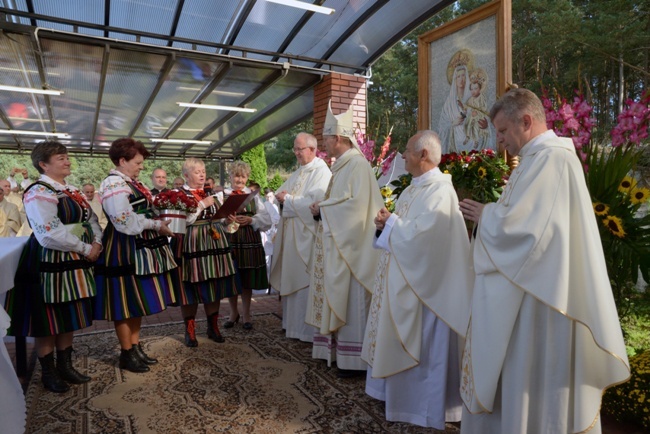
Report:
24,313,460,433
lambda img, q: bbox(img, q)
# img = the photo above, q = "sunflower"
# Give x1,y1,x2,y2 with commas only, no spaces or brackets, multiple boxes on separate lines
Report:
618,176,637,194
380,186,393,198
477,166,487,179
602,215,626,238
593,202,610,216
629,187,650,205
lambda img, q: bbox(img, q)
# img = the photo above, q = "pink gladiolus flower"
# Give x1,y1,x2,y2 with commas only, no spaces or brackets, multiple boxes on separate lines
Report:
565,118,580,131
381,151,397,176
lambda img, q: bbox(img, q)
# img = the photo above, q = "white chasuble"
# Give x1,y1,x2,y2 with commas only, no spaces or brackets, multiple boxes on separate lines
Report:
362,172,472,377
461,132,630,434
0,200,21,237
270,157,331,296
306,148,383,335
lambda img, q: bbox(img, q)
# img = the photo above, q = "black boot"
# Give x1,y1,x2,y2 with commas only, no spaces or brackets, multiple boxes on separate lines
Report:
118,347,150,373
56,347,91,384
207,312,225,343
39,352,70,393
133,343,158,365
184,317,198,347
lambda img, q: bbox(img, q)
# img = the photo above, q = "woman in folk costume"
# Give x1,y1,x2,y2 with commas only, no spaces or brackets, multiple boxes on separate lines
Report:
221,161,272,330
170,158,241,347
4,141,103,393
94,138,178,373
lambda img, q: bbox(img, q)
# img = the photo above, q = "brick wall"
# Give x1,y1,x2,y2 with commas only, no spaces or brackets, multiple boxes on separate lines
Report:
313,72,367,144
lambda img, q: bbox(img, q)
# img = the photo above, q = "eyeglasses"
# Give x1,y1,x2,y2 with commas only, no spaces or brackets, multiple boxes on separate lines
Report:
293,146,310,153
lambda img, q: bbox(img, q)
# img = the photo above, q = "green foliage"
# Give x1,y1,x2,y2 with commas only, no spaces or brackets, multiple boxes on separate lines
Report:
602,350,650,429
265,120,313,171
620,292,650,356
367,0,489,151
585,144,650,319
0,154,35,186
0,151,185,190
438,150,509,203
241,144,267,189
139,160,183,190
267,172,284,191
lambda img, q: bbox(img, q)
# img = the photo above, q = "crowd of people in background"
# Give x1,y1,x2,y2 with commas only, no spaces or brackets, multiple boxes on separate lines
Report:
1,90,632,433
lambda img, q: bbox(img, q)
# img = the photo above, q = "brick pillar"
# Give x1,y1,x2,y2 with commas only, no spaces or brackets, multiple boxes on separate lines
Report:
313,72,367,144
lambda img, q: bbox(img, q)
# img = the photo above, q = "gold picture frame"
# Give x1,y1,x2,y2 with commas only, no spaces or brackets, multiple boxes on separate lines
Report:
418,0,511,154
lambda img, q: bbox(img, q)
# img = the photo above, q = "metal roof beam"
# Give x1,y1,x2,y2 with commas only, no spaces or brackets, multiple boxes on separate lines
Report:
202,76,319,156
89,44,110,153
0,106,22,149
220,0,257,55
128,54,176,138
167,0,185,48
364,0,455,68
103,0,110,38
271,0,325,62
150,61,233,153
315,0,389,68
0,9,364,72
192,67,290,152
25,0,36,27
25,31,57,133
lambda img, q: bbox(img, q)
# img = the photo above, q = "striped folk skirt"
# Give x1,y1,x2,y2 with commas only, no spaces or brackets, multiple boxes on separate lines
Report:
94,225,179,321
227,224,268,289
4,235,94,337
170,221,242,305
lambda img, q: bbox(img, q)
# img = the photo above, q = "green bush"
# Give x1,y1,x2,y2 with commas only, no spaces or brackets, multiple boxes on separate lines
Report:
241,144,267,189
267,172,284,191
602,351,650,429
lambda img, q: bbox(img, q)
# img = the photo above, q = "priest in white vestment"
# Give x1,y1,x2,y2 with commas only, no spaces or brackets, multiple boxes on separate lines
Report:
362,130,473,429
82,183,108,230
306,102,384,377
0,181,21,237
459,88,630,434
271,132,331,342
6,167,31,192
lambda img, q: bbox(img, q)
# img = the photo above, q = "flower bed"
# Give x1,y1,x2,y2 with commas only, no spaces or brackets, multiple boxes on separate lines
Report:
602,351,650,429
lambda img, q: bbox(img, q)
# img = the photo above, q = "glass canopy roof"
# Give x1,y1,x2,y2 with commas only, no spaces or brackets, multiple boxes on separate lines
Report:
0,0,453,159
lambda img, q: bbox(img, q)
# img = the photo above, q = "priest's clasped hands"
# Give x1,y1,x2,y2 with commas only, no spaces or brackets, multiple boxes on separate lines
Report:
459,199,485,223
374,207,391,230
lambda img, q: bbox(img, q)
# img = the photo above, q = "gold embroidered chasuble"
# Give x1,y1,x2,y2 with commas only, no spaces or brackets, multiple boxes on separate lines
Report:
306,148,384,334
0,199,21,237
270,158,331,296
460,132,630,433
362,171,472,378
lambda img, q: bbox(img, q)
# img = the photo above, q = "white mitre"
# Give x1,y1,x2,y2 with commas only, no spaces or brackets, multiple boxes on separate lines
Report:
322,100,358,148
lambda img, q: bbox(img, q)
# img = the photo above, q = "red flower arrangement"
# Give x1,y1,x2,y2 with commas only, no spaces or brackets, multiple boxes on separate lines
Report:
153,190,198,213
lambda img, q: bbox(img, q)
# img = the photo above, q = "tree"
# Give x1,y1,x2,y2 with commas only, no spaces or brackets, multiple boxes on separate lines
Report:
265,120,313,171
267,172,284,191
241,144,268,189
367,0,649,149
